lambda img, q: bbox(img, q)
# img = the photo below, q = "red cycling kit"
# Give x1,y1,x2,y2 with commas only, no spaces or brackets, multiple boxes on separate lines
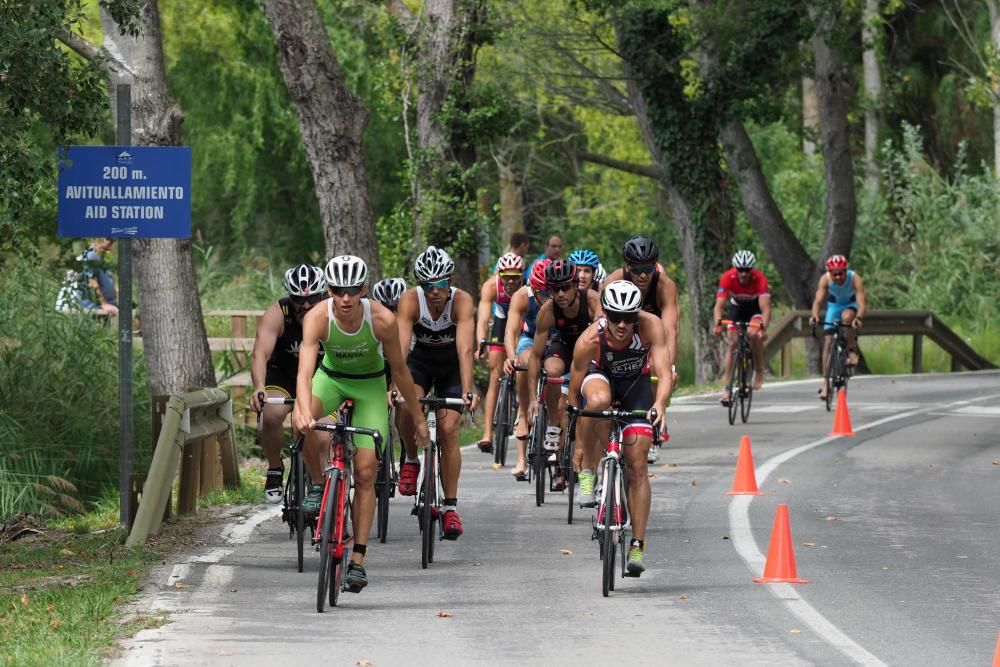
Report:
716,268,769,329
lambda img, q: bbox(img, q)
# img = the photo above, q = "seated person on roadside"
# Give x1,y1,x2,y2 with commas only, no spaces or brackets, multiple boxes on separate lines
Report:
713,250,771,405
567,280,672,577
55,238,119,314
526,259,601,486
292,255,430,593
569,249,601,292
809,254,866,399
396,246,479,540
502,259,551,477
371,278,407,313
474,252,525,452
250,264,327,504
604,236,679,386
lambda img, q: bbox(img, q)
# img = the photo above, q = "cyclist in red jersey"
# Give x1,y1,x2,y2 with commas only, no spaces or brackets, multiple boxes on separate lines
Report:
712,250,771,405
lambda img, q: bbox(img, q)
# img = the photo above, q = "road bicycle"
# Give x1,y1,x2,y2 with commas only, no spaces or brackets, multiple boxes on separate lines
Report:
375,401,398,544
815,320,854,411
526,366,570,507
720,320,760,425
312,401,383,612
568,404,658,597
393,393,468,569
491,364,524,467
258,394,312,573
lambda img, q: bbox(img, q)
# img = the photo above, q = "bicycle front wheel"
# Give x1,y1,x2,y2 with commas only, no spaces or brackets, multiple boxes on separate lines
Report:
740,345,753,424
565,435,576,525
825,347,839,411
316,469,340,613
601,460,618,598
376,447,391,544
493,380,509,467
421,445,437,569
293,451,305,573
727,349,739,426
533,407,548,507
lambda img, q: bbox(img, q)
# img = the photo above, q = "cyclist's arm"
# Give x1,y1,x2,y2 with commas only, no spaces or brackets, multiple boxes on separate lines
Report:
853,274,866,320
810,274,830,322
372,306,428,438
759,293,772,329
712,294,727,329
643,313,673,414
527,303,554,394
657,275,680,368
587,288,603,319
250,303,284,398
396,289,418,361
292,305,326,430
568,325,598,409
453,290,478,399
475,279,497,344
504,289,527,361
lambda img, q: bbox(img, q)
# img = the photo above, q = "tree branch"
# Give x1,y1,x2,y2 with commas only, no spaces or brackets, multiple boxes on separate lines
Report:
58,29,135,77
575,150,661,179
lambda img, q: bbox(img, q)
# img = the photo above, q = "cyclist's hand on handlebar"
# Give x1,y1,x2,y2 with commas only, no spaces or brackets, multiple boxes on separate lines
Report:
414,418,431,448
250,389,265,414
852,317,863,330
648,404,666,429
464,392,480,413
475,339,487,362
809,315,818,327
503,357,517,375
291,403,315,432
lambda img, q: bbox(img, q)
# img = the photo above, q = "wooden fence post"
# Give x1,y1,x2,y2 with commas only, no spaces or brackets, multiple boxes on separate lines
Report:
199,435,223,494
178,438,203,514
912,334,923,374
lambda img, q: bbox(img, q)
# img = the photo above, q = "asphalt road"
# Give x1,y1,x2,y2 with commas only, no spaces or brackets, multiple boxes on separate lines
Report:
113,371,1000,667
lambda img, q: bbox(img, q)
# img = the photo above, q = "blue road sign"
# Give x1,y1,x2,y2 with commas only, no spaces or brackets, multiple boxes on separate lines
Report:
58,146,192,238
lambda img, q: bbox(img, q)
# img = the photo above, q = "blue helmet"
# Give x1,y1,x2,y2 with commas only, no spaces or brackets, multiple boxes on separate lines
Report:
568,249,600,268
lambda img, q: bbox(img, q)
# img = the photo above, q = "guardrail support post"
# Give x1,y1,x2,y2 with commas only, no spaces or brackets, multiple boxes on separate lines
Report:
912,334,923,374
781,342,791,377
178,438,203,514
219,423,241,487
126,396,186,547
199,435,223,494
951,355,961,372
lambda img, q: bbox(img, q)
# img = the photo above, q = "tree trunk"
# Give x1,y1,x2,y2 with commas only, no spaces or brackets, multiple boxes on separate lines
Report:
988,0,1000,179
498,162,524,242
802,76,820,157
259,0,381,277
100,1,215,396
862,0,883,194
812,6,858,267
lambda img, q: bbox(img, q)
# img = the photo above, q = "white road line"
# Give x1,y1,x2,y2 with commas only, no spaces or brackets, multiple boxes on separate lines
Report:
752,405,818,413
729,391,1000,667
949,405,1000,416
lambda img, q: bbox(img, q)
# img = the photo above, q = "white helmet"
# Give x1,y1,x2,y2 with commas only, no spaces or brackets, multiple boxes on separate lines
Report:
601,280,642,313
414,245,454,282
594,262,607,285
283,264,326,297
324,255,368,288
496,252,524,273
732,250,756,270
372,278,406,307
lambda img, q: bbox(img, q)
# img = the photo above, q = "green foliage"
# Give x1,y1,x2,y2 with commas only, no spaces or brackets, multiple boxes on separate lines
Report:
857,123,1000,322
0,251,151,520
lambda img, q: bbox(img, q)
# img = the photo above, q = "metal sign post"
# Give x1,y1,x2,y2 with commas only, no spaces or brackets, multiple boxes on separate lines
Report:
117,84,134,527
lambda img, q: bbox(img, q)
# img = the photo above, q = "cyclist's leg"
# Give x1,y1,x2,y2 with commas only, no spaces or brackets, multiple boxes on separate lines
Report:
398,357,431,460
260,387,292,470
346,381,390,569
721,325,738,402
433,370,464,499
512,337,533,475
577,372,611,505
748,314,766,390
542,349,566,449
481,346,505,443
822,304,843,397
819,335,834,398
842,306,859,365
303,371,345,509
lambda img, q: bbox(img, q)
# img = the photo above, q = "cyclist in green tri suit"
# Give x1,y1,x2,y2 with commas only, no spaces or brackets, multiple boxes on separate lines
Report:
293,255,430,594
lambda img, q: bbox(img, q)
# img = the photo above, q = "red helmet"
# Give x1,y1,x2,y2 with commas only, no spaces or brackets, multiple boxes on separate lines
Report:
826,254,848,270
530,259,551,292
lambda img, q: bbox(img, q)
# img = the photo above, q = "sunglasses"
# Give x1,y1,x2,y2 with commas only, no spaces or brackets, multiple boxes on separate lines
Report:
330,285,363,297
420,279,450,291
291,293,324,306
736,268,752,274
628,264,655,275
606,311,639,324
499,272,522,280
549,282,575,293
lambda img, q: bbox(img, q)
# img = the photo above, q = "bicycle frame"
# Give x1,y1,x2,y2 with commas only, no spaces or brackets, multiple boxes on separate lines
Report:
529,366,570,506
720,320,759,425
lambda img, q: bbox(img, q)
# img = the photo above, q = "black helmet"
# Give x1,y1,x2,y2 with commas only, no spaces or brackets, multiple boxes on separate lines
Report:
544,259,577,287
623,236,659,264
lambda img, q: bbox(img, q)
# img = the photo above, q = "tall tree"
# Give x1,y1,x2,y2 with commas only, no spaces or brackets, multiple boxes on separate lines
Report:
86,1,217,395
259,0,382,276
862,0,884,194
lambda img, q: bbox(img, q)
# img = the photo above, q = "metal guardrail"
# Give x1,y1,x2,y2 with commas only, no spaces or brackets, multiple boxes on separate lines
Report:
126,387,241,547
763,310,997,376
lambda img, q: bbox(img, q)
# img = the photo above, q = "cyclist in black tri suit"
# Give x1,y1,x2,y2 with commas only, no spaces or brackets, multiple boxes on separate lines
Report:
396,246,479,540
568,280,672,577
526,259,600,482
249,264,328,503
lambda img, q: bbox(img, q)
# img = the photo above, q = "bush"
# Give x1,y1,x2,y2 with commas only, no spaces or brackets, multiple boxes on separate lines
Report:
0,254,151,520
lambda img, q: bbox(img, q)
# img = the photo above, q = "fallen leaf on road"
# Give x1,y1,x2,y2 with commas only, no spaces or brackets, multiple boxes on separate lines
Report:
356,660,374,667
690,480,697,486
993,460,999,465
684,539,691,543
956,555,968,559
583,612,593,618
231,588,239,592
722,536,729,540
172,583,187,589
436,611,452,618
560,549,573,555
679,594,688,600
472,562,481,566
219,651,233,657
789,628,801,634
825,516,838,521
778,478,791,484
801,542,816,547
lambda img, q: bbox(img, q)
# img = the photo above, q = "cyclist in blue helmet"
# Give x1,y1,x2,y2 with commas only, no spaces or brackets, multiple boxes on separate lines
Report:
569,249,601,292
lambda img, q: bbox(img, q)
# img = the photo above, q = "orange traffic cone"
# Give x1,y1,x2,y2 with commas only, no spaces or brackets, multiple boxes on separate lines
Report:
829,388,855,436
727,435,763,496
754,504,808,584
992,630,999,667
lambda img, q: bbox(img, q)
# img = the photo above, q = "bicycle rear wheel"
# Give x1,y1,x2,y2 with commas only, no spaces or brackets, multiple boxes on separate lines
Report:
534,406,548,507
740,344,753,424
825,346,839,411
601,460,618,598
330,479,348,608
421,445,437,569
293,450,305,573
376,445,390,544
492,379,509,466
316,469,340,613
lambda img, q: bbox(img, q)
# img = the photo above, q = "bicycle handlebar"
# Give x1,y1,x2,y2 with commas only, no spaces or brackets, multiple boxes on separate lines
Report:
567,405,658,421
312,421,383,450
390,391,469,412
263,396,295,406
